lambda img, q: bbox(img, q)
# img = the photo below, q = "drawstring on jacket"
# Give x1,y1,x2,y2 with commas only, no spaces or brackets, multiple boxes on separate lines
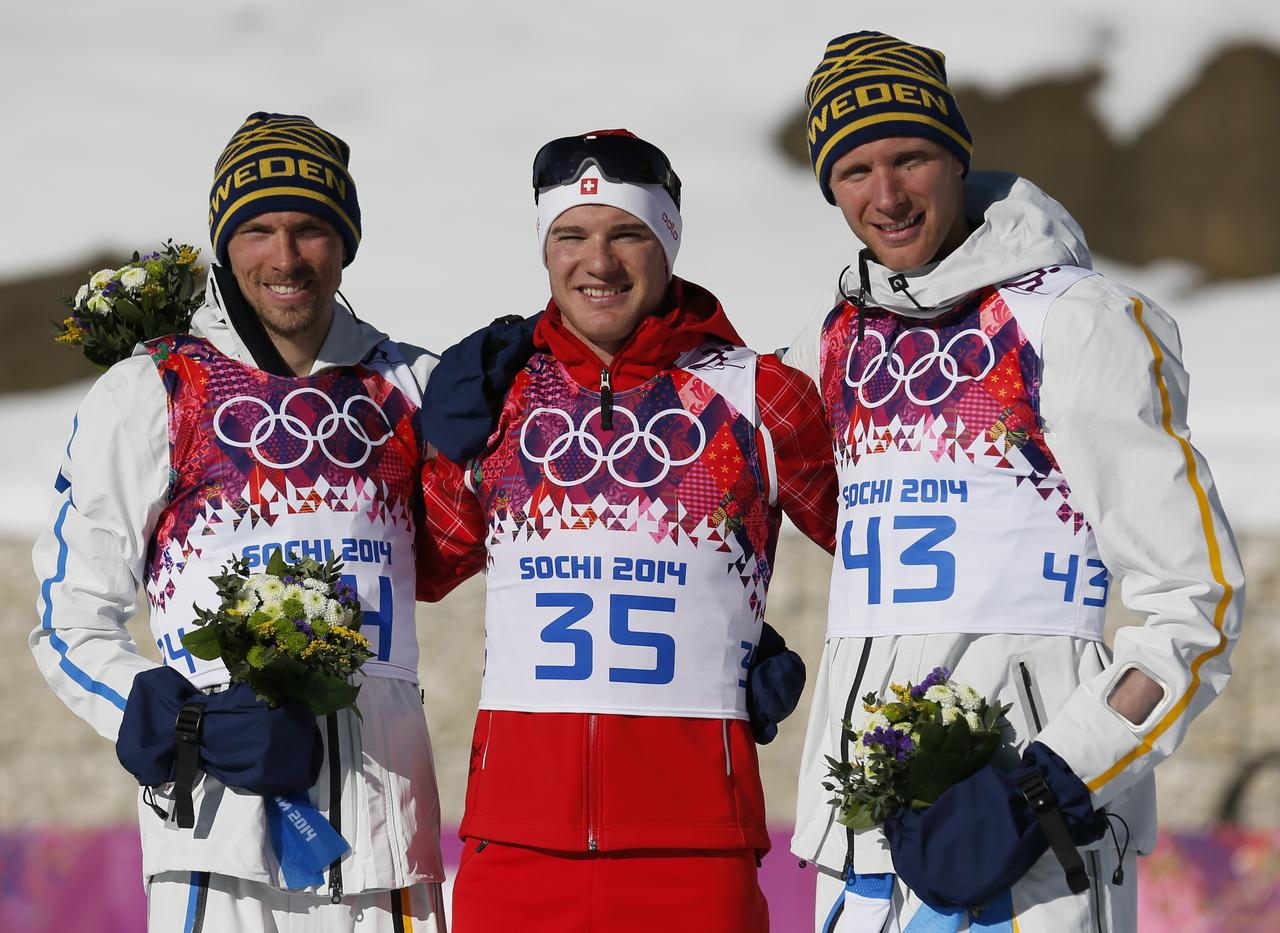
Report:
887,272,928,312
838,248,875,342
839,249,948,338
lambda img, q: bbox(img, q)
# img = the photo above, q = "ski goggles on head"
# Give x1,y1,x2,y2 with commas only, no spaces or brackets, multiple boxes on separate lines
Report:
532,131,682,208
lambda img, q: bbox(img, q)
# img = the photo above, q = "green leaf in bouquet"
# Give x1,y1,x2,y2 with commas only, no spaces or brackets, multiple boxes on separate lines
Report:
270,652,307,681
111,295,145,326
982,701,1013,733
940,714,973,754
905,751,974,805
970,730,1002,765
140,305,163,327
210,557,250,600
881,702,910,723
824,755,855,779
266,549,290,578
915,721,947,753
292,557,322,577
83,342,118,369
322,556,345,588
835,802,878,831
248,683,283,709
242,655,306,708
298,672,360,717
180,623,223,661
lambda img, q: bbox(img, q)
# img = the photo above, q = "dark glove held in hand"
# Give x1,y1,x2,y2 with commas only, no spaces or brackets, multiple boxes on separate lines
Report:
117,666,323,796
421,312,541,462
199,684,324,796
745,622,805,745
883,740,1105,909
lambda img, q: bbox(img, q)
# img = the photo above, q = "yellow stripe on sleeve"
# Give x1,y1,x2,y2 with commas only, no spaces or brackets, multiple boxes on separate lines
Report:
1086,298,1236,791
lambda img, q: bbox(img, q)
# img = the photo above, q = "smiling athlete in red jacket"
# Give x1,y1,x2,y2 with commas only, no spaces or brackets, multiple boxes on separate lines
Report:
420,130,837,932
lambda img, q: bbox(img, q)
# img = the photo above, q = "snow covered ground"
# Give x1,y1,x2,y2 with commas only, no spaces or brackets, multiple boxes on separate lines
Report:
2,0,1277,533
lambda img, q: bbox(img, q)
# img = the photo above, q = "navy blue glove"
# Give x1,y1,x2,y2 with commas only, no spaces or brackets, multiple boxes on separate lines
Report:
421,312,541,463
884,741,1106,910
117,665,323,797
746,622,806,745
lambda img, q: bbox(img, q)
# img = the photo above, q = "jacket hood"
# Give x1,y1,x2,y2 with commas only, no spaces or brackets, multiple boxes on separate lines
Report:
191,267,390,373
842,172,1093,320
533,276,743,391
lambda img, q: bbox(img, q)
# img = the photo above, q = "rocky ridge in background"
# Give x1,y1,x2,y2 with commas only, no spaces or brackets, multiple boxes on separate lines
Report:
3,45,1278,398
777,44,1280,282
0,255,117,392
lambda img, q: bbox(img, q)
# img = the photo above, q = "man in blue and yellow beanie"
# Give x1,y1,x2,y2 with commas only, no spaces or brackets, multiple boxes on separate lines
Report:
204,112,365,375
805,32,972,206
32,108,453,932
802,32,974,275
786,28,1241,933
209,111,361,268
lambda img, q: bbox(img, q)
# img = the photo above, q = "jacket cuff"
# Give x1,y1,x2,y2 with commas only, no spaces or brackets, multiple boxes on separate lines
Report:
1034,677,1155,806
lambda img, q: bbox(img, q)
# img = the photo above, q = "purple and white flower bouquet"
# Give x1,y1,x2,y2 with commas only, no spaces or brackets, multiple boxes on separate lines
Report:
54,240,204,368
823,667,1011,830
180,551,373,716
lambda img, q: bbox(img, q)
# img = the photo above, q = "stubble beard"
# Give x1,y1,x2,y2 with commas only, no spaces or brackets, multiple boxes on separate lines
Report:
255,301,326,342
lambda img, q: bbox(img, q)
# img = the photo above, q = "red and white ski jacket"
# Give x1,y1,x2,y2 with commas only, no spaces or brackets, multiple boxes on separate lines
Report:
421,277,836,853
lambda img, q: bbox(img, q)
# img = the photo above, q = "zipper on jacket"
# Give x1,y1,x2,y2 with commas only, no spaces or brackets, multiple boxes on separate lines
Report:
326,711,344,903
840,639,874,878
586,713,599,851
599,368,614,431
1088,851,1107,933
854,247,872,342
1019,661,1044,733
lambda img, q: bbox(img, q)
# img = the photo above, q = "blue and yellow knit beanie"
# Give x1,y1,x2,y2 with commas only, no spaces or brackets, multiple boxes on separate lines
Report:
806,32,973,204
209,112,362,267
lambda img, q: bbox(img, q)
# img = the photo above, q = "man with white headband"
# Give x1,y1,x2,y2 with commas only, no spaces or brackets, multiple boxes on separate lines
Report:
419,129,838,931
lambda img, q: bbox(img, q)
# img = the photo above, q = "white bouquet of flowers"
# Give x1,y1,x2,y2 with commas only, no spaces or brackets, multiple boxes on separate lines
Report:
54,241,204,368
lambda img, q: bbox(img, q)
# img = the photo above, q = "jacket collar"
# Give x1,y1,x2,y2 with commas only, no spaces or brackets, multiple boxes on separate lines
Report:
192,267,389,374
846,172,1094,321
532,277,743,391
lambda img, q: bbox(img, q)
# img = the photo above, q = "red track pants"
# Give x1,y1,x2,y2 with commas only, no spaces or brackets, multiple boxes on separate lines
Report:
451,838,770,932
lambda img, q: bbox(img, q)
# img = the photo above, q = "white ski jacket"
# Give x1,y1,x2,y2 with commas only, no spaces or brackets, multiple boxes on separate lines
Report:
786,173,1244,882
30,273,445,894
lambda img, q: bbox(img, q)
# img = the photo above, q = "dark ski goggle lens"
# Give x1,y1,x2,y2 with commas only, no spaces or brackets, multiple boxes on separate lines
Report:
532,134,681,208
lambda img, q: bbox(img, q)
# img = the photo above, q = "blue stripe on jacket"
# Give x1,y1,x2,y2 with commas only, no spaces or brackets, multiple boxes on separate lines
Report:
38,416,128,711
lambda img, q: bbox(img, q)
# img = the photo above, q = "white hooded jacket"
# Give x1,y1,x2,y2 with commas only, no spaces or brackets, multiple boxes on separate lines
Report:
786,173,1244,883
30,273,445,894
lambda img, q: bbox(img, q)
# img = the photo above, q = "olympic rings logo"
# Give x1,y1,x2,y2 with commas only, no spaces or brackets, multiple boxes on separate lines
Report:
213,389,394,469
844,327,996,408
519,405,706,488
